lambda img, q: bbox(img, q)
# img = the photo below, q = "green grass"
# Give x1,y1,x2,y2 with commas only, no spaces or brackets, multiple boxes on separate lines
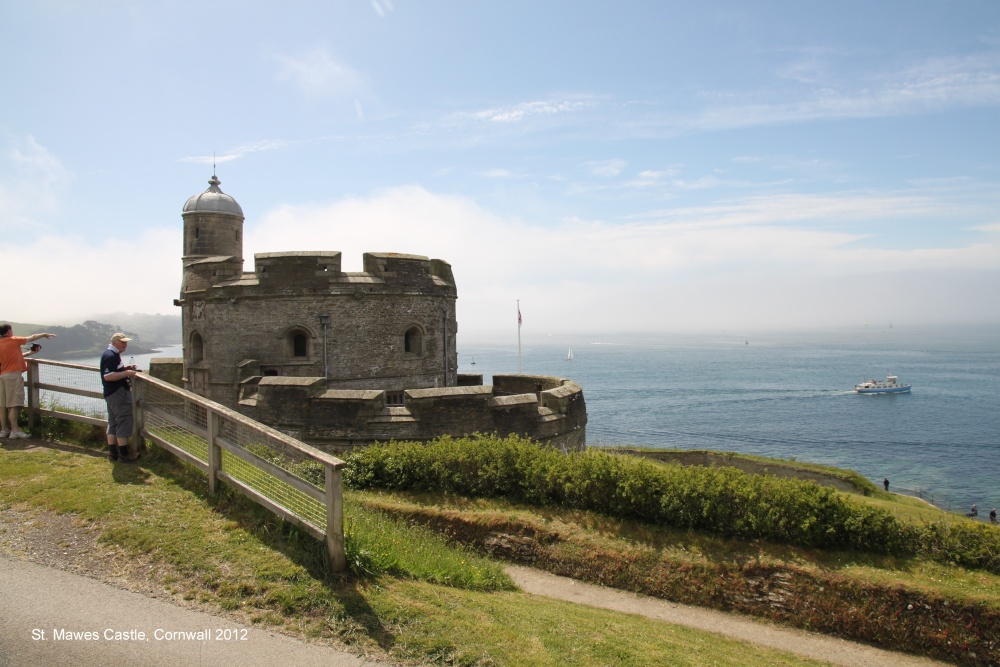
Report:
354,488,1000,611
348,488,1000,664
0,444,829,666
344,498,514,590
610,446,880,495
848,490,958,525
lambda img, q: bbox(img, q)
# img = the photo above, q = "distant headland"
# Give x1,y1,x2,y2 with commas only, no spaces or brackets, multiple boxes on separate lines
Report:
6,314,180,360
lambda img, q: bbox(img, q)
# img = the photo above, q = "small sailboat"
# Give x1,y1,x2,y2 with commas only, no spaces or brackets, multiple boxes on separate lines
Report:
565,347,573,361
470,356,476,365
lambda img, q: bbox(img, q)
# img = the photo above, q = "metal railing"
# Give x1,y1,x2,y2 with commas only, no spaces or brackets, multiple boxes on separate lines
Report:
24,359,347,572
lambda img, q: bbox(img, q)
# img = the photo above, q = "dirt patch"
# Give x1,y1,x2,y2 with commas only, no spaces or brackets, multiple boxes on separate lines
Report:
0,504,175,602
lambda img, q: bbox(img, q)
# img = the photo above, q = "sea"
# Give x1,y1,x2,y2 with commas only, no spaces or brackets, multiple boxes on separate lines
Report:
54,325,998,515
459,324,1000,516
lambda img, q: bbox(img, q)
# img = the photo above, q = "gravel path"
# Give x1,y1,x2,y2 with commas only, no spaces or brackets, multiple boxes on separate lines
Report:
507,566,949,667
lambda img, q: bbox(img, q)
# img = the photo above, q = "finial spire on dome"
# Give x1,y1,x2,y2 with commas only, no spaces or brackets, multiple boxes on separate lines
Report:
184,172,243,216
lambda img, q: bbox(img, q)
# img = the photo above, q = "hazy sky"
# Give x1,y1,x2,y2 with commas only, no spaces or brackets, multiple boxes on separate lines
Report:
2,1,998,339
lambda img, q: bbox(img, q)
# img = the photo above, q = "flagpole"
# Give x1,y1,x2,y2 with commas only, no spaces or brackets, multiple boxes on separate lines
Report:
517,300,522,373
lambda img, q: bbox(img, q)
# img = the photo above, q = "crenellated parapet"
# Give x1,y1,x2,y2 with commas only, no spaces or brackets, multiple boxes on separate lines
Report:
152,359,585,453
242,373,586,453
182,251,456,301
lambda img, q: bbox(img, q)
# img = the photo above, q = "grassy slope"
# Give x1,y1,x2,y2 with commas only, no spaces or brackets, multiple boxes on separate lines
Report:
355,489,1000,608
0,445,826,667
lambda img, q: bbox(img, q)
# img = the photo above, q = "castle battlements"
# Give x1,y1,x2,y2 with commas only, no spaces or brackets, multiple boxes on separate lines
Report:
181,251,456,298
233,372,586,452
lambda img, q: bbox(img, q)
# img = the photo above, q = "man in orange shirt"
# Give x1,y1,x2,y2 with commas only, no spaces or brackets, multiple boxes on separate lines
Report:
0,324,57,439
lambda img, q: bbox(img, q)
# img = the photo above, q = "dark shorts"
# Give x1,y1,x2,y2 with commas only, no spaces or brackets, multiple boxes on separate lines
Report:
105,387,134,438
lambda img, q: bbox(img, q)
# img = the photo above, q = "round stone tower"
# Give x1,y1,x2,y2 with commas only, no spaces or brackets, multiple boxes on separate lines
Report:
182,174,244,262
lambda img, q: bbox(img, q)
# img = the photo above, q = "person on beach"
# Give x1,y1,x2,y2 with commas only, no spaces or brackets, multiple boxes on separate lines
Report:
100,333,140,462
969,504,978,518
0,324,57,439
883,478,889,492
990,508,997,525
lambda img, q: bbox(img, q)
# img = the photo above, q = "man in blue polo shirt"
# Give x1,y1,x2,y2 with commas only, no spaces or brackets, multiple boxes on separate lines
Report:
100,333,140,462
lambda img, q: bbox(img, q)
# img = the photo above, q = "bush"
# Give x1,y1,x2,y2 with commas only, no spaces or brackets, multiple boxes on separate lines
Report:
347,436,900,553
915,520,1000,573
345,435,1000,573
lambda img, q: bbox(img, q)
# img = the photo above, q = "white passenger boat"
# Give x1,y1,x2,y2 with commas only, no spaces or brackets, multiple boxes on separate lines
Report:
854,375,911,394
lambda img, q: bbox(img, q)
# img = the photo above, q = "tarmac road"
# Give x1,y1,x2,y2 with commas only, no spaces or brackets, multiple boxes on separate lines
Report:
0,556,386,667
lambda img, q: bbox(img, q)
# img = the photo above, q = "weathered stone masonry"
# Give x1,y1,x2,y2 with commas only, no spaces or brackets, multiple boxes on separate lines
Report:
157,176,587,453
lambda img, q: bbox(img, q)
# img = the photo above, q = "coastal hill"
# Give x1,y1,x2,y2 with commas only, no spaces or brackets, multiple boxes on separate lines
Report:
7,314,180,360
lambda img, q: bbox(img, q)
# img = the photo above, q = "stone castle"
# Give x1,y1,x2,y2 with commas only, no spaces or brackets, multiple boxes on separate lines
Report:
157,175,587,452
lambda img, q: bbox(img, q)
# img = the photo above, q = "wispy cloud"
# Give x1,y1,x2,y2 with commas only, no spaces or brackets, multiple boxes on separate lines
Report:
370,0,394,18
0,134,71,230
694,53,1000,130
631,191,944,229
274,47,369,99
482,168,517,179
585,159,627,177
459,98,596,124
179,140,288,166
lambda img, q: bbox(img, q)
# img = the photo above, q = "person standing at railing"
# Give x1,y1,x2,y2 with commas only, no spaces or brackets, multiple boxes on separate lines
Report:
100,333,140,462
0,324,57,439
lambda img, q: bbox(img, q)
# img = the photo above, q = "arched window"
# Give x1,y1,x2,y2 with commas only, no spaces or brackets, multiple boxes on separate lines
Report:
404,326,423,355
191,332,204,363
285,328,311,358
293,333,308,357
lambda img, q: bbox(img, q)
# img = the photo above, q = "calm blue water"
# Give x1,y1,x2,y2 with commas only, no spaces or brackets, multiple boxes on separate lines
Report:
459,325,1000,515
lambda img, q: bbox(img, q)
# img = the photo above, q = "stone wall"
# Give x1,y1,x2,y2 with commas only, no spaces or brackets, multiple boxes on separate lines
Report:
178,251,458,409
149,360,586,454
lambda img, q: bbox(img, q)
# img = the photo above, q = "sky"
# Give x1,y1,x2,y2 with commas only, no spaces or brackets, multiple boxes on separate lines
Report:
2,1,999,340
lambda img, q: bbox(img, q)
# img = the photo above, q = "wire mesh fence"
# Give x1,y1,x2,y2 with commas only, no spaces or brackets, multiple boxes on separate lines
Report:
140,378,327,528
31,360,108,421
217,412,327,528
25,359,346,570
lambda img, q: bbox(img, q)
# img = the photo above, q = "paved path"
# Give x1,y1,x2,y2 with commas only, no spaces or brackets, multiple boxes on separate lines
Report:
0,556,386,667
508,566,949,667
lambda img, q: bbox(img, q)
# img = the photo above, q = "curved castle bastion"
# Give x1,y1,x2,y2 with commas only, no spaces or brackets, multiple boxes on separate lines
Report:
151,360,586,453
163,175,587,453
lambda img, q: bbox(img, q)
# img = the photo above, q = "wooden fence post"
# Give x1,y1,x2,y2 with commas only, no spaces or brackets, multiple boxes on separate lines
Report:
325,464,346,572
25,361,40,428
131,377,145,452
207,409,221,494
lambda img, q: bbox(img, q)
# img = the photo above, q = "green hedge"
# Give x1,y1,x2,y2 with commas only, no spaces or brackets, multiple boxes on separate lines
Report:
345,435,1000,573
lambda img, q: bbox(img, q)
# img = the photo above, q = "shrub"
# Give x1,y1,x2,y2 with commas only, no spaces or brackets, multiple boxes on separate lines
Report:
347,436,901,552
346,435,1000,573
915,520,1000,573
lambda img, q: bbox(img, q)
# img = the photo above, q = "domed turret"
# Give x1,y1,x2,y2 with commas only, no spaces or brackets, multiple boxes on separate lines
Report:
183,175,244,217
182,174,244,261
